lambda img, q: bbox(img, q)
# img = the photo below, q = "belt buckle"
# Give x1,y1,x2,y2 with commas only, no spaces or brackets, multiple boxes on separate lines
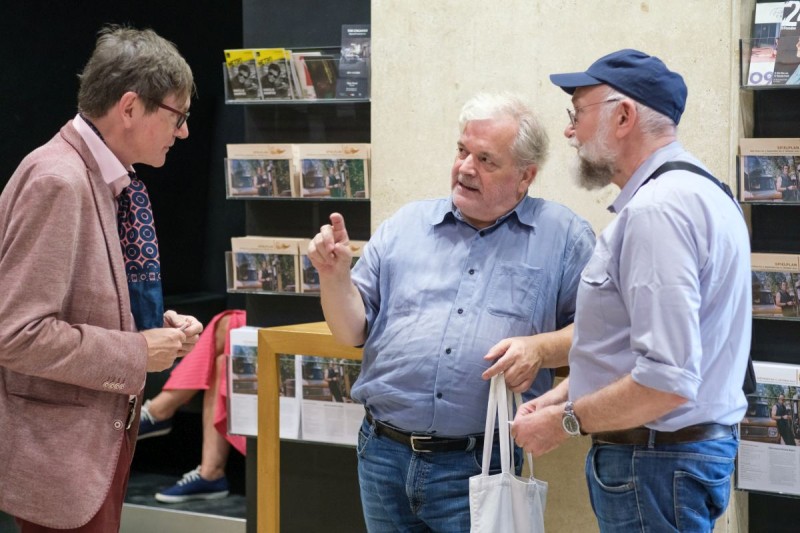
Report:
410,435,432,453
126,396,138,430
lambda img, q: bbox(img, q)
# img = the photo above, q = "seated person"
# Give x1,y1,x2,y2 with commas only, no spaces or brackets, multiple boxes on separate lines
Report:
138,309,247,502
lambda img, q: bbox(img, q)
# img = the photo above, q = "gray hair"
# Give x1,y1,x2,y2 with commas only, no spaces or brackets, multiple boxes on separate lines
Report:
78,25,195,117
458,92,549,170
601,87,676,138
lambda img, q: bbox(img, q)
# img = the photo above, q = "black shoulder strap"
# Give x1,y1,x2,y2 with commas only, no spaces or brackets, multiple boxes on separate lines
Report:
637,161,737,207
638,160,753,393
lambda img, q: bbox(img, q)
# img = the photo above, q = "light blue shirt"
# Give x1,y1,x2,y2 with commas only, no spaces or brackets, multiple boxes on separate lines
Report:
350,195,595,436
568,142,752,431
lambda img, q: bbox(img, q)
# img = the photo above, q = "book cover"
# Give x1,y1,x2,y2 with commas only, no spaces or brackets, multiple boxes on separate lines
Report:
296,143,370,199
739,138,800,202
284,50,304,99
772,27,800,84
298,239,367,293
303,55,338,99
746,2,785,86
225,143,296,198
224,49,261,100
290,52,322,99
751,252,800,318
737,361,800,496
338,24,371,79
254,48,293,99
230,236,301,293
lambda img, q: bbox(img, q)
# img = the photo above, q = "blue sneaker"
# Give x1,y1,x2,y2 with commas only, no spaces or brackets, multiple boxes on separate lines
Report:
137,400,173,440
155,467,230,503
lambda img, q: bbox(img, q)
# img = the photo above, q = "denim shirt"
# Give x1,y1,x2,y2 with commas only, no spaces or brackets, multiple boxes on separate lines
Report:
568,143,752,430
350,195,595,436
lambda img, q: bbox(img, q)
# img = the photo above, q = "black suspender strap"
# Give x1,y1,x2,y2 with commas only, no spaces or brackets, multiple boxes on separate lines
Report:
635,159,754,394
637,161,737,206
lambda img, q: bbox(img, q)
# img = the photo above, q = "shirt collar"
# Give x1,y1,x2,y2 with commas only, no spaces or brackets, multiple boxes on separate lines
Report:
608,141,684,214
428,195,534,229
72,114,132,197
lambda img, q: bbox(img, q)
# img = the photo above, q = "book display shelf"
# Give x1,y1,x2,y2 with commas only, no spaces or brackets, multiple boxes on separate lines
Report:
230,1,370,532
739,2,800,529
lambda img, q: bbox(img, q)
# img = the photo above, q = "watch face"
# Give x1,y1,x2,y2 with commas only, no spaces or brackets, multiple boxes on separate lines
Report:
562,414,581,436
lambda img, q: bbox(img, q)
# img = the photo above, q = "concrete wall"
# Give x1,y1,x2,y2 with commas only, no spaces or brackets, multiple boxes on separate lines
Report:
371,1,749,531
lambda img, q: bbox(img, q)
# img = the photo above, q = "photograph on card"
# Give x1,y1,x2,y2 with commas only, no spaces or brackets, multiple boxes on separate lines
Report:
226,158,293,198
752,253,800,319
737,361,800,497
739,138,800,203
230,237,300,293
299,239,366,293
231,340,258,395
297,144,370,199
299,356,364,446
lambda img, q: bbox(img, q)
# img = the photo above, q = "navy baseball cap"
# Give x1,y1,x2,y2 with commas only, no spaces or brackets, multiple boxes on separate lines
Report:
549,49,687,125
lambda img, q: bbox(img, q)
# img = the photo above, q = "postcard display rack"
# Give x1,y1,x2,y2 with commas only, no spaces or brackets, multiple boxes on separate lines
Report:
739,2,800,529
229,1,371,532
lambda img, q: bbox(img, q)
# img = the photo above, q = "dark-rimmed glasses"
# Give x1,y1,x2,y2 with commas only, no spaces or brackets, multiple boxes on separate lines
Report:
149,99,190,129
567,97,621,127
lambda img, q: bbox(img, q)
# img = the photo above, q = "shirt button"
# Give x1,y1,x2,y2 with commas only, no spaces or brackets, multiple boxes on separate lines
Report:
457,308,463,314
468,269,475,275
113,420,123,430
436,393,443,399
479,231,485,237
445,348,452,354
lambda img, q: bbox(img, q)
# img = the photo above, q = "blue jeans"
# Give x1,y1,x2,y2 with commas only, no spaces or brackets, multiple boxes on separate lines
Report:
585,434,738,532
356,418,520,532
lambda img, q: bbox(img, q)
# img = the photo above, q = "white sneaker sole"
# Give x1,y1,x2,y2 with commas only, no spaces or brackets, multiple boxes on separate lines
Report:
154,490,229,503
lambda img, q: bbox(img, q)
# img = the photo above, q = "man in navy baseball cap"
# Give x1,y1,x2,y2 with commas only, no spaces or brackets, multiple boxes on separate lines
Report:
511,49,751,533
549,48,687,125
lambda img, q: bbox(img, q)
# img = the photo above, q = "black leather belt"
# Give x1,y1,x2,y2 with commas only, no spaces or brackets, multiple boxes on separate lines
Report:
365,410,486,453
592,423,735,446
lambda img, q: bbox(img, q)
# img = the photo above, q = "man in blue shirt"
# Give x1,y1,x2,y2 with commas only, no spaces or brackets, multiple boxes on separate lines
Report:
308,92,595,532
510,50,751,532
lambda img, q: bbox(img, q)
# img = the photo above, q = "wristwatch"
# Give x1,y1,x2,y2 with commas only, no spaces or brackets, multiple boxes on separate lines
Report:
562,401,582,436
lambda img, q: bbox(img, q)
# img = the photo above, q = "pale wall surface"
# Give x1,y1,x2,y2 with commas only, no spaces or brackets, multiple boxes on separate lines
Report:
371,1,747,531
371,0,738,234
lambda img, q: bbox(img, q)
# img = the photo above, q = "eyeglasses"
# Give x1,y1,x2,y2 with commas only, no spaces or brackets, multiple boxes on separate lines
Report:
566,97,621,127
148,99,190,129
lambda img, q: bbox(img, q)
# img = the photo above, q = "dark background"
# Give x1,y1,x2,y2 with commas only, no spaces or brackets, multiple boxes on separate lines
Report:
0,1,247,319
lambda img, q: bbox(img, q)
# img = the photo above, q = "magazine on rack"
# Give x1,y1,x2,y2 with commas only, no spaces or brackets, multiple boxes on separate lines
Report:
737,361,800,497
738,138,800,203
224,49,261,100
751,253,800,319
746,2,785,86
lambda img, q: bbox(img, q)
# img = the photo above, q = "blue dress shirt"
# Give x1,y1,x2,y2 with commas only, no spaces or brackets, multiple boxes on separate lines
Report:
350,195,595,436
569,142,752,430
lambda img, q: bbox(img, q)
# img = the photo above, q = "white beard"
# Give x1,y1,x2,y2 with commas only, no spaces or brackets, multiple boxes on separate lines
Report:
568,124,617,191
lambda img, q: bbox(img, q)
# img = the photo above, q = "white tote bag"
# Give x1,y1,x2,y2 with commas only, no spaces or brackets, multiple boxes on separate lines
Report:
469,374,548,533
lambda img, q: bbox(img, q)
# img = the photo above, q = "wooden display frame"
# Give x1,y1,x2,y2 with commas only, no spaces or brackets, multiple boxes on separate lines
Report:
256,322,362,533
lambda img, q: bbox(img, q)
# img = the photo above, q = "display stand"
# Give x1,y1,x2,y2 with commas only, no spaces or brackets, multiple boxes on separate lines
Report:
256,322,363,533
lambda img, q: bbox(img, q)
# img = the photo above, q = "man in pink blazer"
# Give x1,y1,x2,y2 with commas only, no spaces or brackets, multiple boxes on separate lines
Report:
0,25,203,532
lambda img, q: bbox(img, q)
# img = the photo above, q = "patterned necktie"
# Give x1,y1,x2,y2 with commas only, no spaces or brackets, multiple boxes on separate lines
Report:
117,172,164,330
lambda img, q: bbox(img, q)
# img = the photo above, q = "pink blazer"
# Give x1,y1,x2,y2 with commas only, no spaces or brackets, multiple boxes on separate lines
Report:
0,121,149,528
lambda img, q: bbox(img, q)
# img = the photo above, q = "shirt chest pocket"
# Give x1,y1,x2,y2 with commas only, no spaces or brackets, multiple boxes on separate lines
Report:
486,262,542,320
